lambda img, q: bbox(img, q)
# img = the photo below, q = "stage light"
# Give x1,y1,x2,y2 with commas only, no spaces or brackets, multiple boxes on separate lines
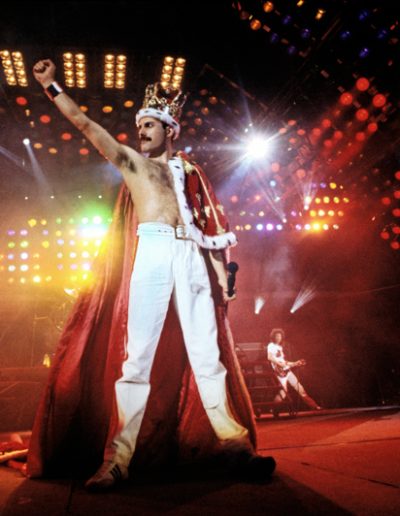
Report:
254,296,266,315
250,19,262,31
40,115,51,124
315,9,326,20
263,2,274,13
244,135,272,160
340,92,353,106
266,223,274,231
356,109,369,122
33,275,41,283
372,94,386,108
380,231,390,240
256,223,263,231
359,47,370,58
356,77,369,91
390,241,400,250
23,138,30,145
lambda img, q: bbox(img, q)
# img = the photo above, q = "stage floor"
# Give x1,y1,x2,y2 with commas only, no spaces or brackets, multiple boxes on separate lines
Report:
1,406,399,515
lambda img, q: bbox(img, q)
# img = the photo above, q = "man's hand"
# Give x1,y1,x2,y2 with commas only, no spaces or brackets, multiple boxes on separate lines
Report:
220,282,236,303
33,59,56,88
296,359,306,367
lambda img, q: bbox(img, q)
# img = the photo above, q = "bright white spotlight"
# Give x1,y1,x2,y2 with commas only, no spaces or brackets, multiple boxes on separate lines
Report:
254,296,266,315
245,135,271,160
23,138,30,146
290,279,318,314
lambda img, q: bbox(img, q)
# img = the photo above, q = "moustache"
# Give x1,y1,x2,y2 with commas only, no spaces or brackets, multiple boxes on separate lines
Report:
140,136,152,142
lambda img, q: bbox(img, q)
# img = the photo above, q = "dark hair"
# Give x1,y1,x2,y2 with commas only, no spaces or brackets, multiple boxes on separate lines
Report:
270,328,285,342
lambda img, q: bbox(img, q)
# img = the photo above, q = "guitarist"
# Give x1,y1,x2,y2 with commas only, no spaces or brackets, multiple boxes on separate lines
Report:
266,328,321,410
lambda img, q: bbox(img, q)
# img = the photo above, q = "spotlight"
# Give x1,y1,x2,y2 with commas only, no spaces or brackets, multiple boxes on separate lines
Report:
23,138,30,145
245,135,272,160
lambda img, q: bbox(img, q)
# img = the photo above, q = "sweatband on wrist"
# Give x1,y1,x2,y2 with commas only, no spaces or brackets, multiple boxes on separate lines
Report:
45,81,63,101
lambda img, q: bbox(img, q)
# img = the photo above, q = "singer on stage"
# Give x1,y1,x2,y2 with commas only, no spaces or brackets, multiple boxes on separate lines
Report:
28,59,275,490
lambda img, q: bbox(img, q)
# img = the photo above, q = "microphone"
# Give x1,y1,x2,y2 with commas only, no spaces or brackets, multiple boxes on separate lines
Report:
227,262,239,297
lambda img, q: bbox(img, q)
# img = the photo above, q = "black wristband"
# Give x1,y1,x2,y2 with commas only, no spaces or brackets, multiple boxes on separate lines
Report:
45,81,63,101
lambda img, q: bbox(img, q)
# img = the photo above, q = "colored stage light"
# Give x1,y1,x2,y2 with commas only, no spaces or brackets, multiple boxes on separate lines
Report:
245,135,273,160
23,138,30,145
372,94,386,108
340,92,353,106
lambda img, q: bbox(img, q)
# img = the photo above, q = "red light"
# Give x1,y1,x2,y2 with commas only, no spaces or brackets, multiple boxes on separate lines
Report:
116,133,128,142
381,197,391,205
323,139,333,148
296,168,306,179
390,241,400,250
333,130,343,140
356,77,369,91
355,132,366,142
61,132,72,141
372,94,386,108
271,162,280,173
394,190,400,199
287,119,297,126
339,92,353,106
367,122,378,133
230,195,239,203
311,127,322,137
321,118,332,128
395,171,400,181
297,129,306,136
16,96,28,106
380,231,390,240
40,115,51,124
393,226,400,235
289,137,297,144
392,209,400,217
355,108,369,121
79,148,89,156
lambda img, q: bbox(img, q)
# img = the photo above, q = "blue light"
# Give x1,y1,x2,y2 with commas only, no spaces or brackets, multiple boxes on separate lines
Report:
270,32,279,44
269,179,277,187
256,223,264,231
282,15,293,26
300,28,311,40
358,9,370,21
377,28,388,40
340,30,351,41
359,47,370,59
288,45,297,56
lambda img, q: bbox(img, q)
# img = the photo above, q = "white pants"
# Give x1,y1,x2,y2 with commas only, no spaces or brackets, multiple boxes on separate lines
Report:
106,223,248,467
275,371,318,408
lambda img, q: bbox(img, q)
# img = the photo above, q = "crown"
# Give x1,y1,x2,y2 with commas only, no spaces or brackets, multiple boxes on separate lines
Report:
136,83,187,139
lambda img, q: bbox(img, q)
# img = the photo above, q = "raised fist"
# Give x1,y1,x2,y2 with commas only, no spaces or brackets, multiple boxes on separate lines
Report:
33,59,56,88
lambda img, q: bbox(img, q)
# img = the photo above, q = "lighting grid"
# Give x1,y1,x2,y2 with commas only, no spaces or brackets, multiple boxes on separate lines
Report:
104,54,127,89
160,56,186,90
0,212,112,287
0,50,28,86
63,52,87,88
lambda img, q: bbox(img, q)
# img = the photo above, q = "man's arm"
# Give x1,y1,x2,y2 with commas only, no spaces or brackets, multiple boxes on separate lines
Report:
33,59,142,169
208,250,236,303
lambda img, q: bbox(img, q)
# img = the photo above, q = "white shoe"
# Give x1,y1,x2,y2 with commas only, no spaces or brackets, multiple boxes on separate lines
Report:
85,461,128,491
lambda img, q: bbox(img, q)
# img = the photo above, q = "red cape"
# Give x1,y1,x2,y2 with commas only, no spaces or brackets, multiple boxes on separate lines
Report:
27,185,256,478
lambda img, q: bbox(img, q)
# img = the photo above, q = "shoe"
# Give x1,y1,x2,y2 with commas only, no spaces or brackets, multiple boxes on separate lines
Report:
85,461,128,492
231,450,276,481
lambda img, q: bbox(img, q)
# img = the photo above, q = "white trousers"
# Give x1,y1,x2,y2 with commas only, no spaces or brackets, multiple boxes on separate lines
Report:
106,223,248,467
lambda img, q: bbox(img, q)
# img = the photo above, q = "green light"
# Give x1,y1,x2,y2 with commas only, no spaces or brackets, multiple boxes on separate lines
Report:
56,217,62,224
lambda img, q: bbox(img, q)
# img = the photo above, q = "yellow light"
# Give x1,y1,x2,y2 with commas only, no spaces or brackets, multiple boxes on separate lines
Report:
323,196,330,204
318,210,325,216
343,197,350,203
244,224,252,231
33,275,41,283
310,210,316,217
124,100,134,108
316,9,326,21
315,198,321,204
20,278,26,284
313,223,321,231
33,142,43,149
42,241,50,248
323,224,329,230
20,241,29,248
328,210,335,216
329,182,337,189
333,197,340,203
102,105,113,113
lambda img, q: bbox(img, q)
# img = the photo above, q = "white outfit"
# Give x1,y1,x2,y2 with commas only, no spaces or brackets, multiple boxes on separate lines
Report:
267,342,310,402
106,223,248,467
